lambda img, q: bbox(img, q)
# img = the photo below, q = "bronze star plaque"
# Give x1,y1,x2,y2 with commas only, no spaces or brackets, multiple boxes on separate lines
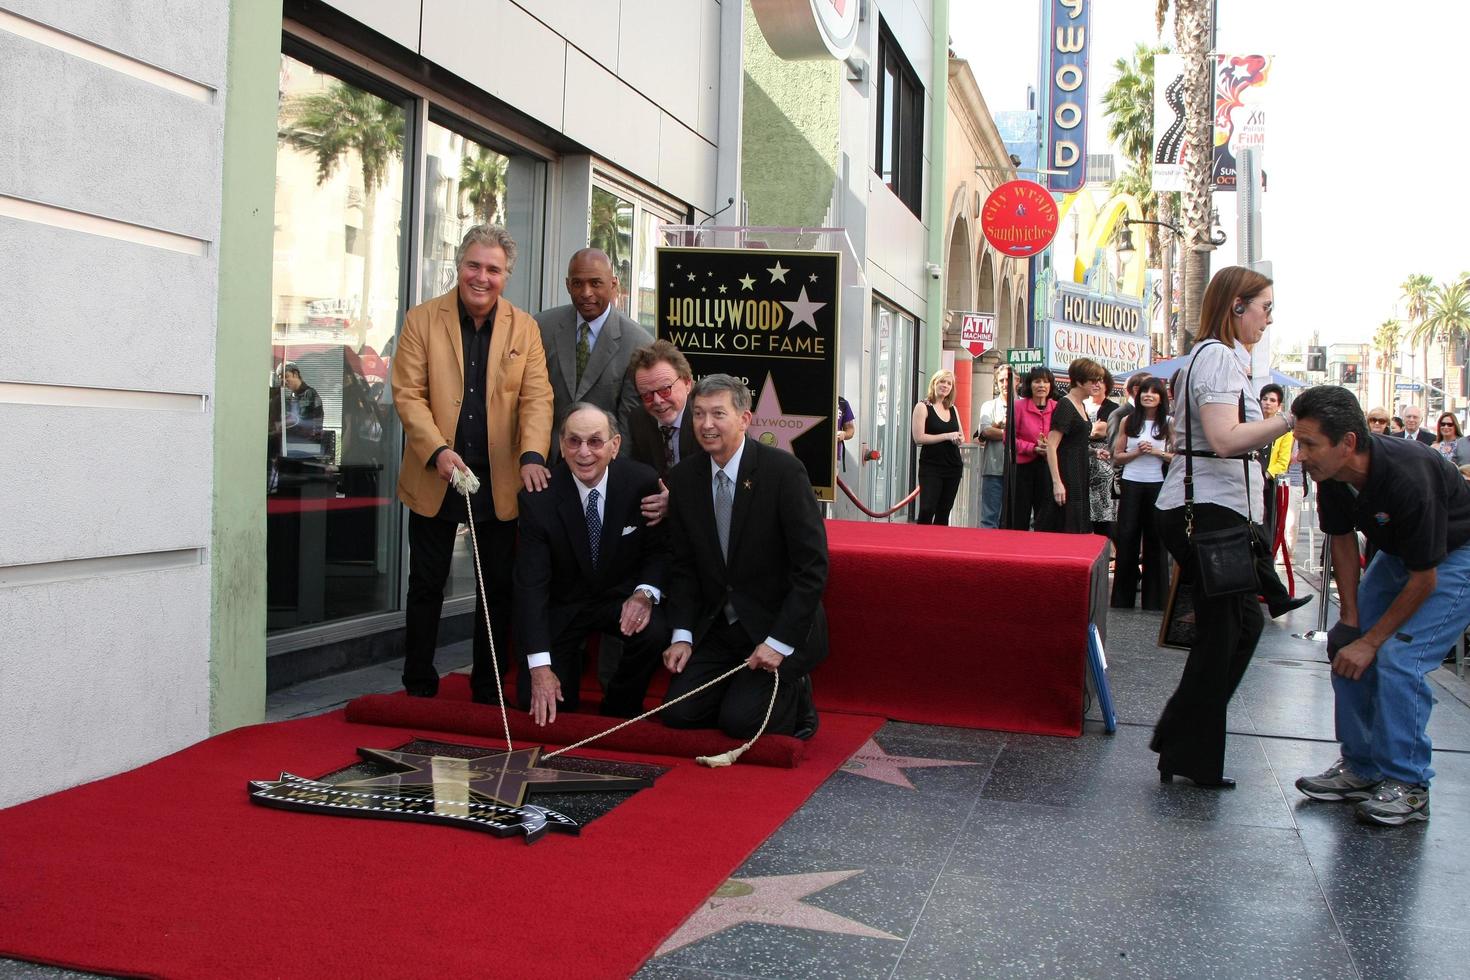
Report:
249,739,660,843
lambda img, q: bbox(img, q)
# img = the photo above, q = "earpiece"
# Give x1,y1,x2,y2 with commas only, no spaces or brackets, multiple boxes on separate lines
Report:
1233,304,1246,315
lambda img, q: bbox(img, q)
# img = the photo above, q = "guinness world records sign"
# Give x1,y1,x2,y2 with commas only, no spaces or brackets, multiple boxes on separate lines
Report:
655,246,840,500
1045,285,1149,378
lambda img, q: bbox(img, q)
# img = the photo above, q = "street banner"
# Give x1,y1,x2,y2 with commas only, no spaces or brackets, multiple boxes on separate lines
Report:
1046,0,1090,192
655,246,840,501
1213,54,1271,190
1152,53,1187,193
958,313,997,358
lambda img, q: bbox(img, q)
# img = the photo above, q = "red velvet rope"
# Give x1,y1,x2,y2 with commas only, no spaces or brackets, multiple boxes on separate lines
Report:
836,476,921,519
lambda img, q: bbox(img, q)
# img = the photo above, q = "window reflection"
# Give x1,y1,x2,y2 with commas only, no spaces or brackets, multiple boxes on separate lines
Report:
590,186,634,313
268,56,405,631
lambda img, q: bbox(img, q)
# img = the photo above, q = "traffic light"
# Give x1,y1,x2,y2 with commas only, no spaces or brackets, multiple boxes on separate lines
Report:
1341,364,1359,384
1306,346,1327,373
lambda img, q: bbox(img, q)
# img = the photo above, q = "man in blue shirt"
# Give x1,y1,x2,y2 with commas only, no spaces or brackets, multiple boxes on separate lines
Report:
1290,386,1470,825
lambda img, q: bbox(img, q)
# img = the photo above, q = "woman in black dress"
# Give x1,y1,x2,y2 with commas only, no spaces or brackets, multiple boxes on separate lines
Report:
912,369,963,524
1041,358,1103,533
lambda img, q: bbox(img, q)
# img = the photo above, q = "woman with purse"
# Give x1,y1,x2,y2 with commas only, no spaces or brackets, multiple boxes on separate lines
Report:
1151,266,1296,789
1110,376,1173,609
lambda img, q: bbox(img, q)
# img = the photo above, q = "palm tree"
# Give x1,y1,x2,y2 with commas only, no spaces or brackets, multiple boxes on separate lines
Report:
1400,273,1434,404
280,81,405,350
1372,318,1401,409
1417,279,1470,413
459,148,507,225
1155,0,1214,350
1102,40,1180,353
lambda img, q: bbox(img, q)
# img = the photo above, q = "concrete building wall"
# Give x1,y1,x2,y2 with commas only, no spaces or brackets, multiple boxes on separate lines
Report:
325,0,722,216
0,1,230,806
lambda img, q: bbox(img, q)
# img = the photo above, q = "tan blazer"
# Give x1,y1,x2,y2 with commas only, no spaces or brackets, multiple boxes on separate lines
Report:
392,289,553,520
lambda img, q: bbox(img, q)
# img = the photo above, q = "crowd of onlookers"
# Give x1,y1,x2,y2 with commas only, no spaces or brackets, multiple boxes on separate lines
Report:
908,355,1470,615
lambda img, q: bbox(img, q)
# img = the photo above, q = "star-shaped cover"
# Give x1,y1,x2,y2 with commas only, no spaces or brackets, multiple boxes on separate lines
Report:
340,745,652,808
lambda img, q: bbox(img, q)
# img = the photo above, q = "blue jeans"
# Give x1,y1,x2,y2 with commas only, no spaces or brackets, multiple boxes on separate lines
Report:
1335,544,1470,786
980,475,1004,529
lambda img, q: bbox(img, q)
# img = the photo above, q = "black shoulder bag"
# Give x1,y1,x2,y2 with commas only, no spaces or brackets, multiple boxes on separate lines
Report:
1181,342,1261,597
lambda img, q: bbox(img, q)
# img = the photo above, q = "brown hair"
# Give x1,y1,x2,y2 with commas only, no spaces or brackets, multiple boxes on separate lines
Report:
1067,357,1105,386
627,339,692,381
1197,265,1273,346
1437,412,1463,440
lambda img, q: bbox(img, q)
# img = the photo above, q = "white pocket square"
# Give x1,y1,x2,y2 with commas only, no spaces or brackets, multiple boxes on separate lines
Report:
621,525,637,536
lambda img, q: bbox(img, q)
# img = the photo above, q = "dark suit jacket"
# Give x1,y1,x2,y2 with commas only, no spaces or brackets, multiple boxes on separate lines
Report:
513,458,666,660
664,437,829,673
627,405,701,477
535,303,653,452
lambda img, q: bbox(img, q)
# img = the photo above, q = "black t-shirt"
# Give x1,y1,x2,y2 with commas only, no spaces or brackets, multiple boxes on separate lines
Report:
1316,433,1470,570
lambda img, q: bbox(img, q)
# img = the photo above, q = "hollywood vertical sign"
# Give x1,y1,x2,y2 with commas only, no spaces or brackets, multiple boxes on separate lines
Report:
1047,0,1089,193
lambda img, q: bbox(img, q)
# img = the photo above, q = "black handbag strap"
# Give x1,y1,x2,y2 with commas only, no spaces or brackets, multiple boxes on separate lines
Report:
1182,341,1253,535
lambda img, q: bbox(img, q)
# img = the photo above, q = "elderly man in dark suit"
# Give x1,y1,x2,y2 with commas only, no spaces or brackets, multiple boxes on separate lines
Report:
535,248,652,453
514,403,669,725
659,374,827,740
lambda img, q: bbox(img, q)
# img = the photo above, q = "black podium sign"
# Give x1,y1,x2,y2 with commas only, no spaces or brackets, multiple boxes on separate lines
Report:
656,246,840,500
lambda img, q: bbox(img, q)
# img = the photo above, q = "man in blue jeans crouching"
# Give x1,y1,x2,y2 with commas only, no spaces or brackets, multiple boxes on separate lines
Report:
1289,385,1470,825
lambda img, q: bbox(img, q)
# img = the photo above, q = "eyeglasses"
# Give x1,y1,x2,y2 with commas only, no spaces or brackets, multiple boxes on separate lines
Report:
1248,300,1274,314
638,383,677,404
562,436,609,451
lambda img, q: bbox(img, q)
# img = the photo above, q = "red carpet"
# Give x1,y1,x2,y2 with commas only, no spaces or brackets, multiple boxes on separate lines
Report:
0,706,880,979
347,676,804,768
822,520,1107,736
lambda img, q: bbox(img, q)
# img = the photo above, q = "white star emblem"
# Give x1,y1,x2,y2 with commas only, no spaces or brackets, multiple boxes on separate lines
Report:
767,261,789,283
687,272,696,281
718,284,727,294
781,286,826,331
809,273,819,283
738,274,756,291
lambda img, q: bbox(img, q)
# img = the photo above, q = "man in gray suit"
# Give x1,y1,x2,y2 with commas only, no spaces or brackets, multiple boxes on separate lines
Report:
535,248,653,457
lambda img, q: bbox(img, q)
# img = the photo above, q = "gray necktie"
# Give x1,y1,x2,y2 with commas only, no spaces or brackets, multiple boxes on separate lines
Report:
715,470,732,560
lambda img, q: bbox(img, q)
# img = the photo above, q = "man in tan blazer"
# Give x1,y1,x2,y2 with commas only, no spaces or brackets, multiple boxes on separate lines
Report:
392,224,553,702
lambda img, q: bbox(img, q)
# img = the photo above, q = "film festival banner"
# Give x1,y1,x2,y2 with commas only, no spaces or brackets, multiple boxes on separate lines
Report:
1152,52,1187,193
655,247,840,501
1045,284,1149,379
1213,53,1271,190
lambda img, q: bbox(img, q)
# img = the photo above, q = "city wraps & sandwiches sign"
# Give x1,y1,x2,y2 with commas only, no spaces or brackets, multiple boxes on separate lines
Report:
656,246,840,501
1045,284,1149,377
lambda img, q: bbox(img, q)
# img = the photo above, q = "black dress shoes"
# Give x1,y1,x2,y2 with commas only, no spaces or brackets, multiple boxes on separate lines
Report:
404,682,438,698
792,675,819,740
1160,772,1236,789
1266,594,1313,618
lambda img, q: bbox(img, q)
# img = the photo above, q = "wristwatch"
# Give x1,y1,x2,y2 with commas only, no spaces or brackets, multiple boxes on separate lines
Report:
635,587,659,605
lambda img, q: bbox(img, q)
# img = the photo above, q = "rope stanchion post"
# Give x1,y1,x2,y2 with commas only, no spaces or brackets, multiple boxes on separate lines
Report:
451,468,515,751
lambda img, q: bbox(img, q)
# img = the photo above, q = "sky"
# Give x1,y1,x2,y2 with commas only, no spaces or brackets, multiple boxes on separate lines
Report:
949,0,1470,347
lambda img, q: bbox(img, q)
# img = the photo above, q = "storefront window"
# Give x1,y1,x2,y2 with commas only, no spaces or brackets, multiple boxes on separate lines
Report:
590,180,680,326
268,55,407,632
422,116,546,598
590,185,634,313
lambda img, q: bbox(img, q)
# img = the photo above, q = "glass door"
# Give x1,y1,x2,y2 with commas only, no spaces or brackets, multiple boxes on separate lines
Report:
866,299,917,518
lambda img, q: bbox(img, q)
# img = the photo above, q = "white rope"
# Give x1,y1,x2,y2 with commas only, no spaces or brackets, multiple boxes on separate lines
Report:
452,469,514,752
451,466,780,768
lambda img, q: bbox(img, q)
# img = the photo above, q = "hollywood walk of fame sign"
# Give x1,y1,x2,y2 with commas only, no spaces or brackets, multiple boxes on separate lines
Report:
657,246,840,500
248,739,661,844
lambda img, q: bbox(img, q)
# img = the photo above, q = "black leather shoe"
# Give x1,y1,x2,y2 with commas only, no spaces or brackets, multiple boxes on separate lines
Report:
404,682,438,698
792,675,819,740
1160,772,1236,789
1267,595,1313,618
